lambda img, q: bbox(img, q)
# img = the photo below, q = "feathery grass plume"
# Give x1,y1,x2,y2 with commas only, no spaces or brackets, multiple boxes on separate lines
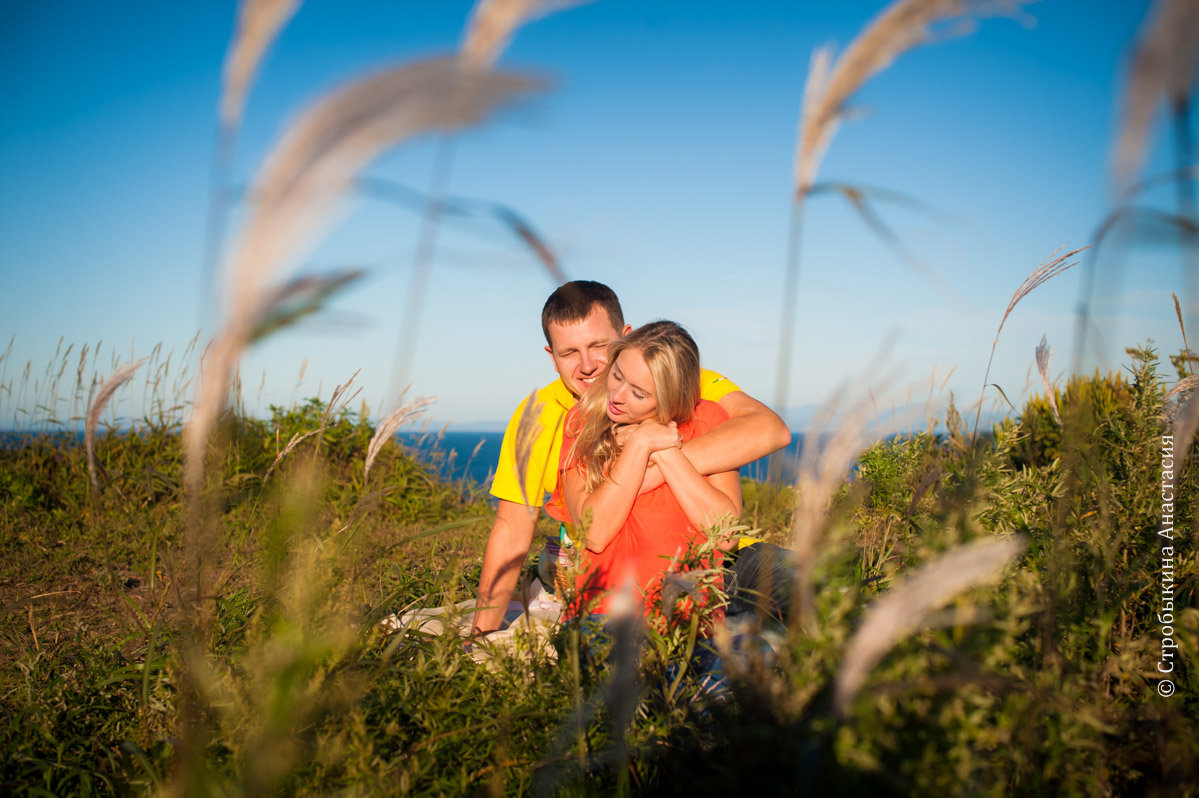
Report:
364,395,435,480
790,383,887,624
263,430,318,483
224,58,543,329
973,246,1084,437
355,177,567,281
1173,391,1199,472
834,534,1025,716
794,0,1030,197
1072,169,1199,374
220,0,300,130
491,204,567,282
387,0,568,398
512,388,545,507
1035,335,1062,426
808,182,966,303
315,370,363,447
600,581,642,789
777,0,1030,431
85,357,148,493
184,59,542,498
248,268,365,343
1112,0,1199,184
1175,292,1195,376
1165,374,1199,405
461,0,585,69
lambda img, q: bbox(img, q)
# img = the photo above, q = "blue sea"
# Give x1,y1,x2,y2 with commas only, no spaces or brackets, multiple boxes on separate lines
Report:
0,428,808,488
397,430,808,488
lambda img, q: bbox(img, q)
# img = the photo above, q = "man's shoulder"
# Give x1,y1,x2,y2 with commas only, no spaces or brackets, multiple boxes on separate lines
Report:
698,368,741,402
510,378,573,413
501,378,575,438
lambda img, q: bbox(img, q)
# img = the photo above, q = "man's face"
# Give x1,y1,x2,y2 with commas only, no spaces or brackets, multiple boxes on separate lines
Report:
545,305,630,398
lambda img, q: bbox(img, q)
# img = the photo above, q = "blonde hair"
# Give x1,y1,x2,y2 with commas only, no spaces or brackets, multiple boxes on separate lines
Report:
567,321,701,493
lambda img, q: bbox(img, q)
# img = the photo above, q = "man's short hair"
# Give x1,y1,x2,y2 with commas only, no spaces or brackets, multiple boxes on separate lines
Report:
540,280,624,345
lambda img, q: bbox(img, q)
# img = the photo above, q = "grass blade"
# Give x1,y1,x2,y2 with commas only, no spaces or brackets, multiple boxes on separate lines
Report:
834,534,1026,716
85,357,148,493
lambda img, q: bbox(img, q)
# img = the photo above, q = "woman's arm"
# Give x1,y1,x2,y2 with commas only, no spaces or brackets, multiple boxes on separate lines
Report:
630,391,789,494
563,422,680,553
651,447,741,537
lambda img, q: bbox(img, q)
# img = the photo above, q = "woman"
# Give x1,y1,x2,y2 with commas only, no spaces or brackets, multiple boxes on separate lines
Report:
556,321,742,619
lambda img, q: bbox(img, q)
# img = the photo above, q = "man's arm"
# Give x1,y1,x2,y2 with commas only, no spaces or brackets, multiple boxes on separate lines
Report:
653,447,741,531
472,500,538,634
637,391,790,492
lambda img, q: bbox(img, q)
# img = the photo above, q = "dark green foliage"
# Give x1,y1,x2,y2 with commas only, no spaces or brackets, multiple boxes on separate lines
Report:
1009,367,1131,470
2,342,1197,796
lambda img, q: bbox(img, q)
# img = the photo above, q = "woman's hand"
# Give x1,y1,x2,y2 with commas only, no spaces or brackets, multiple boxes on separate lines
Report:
623,419,681,453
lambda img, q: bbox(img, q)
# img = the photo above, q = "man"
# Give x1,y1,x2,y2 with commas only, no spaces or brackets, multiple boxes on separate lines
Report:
471,281,791,634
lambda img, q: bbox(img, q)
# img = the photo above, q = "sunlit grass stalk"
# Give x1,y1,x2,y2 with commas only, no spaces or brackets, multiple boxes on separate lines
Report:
388,0,580,397
777,0,1030,474
833,534,1026,716
387,135,457,399
364,394,434,481
1171,106,1199,366
974,246,1083,438
85,357,148,493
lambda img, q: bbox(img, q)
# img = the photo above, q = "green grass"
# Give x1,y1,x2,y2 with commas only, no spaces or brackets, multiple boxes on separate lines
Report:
0,345,1196,795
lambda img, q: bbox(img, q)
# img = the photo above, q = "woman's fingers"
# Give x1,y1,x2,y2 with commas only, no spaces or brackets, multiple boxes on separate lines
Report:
631,419,682,451
614,424,634,448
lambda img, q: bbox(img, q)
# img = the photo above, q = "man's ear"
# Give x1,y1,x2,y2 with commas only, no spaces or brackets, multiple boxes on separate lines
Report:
621,324,632,336
545,344,553,357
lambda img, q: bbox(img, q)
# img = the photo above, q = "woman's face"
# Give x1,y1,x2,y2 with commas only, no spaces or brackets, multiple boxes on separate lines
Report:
605,348,658,424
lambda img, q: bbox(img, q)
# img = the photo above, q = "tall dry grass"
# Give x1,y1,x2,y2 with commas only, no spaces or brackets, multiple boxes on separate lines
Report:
364,394,434,481
973,246,1083,436
776,0,1032,431
167,34,549,794
387,0,579,397
220,0,300,131
794,0,1031,197
185,58,543,498
84,357,148,493
1112,0,1199,185
461,0,585,70
511,388,546,508
833,534,1026,715
1034,335,1061,426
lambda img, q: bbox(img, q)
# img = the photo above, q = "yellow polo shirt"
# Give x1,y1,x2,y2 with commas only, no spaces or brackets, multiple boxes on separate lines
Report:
489,369,740,507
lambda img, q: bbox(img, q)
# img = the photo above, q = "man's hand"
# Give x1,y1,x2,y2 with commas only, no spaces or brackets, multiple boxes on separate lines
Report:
472,499,538,635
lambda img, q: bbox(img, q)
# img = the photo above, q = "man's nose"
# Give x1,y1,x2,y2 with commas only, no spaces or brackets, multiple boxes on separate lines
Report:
579,350,598,374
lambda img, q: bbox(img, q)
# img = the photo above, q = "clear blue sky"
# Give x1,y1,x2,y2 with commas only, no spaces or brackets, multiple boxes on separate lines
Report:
0,1,1191,431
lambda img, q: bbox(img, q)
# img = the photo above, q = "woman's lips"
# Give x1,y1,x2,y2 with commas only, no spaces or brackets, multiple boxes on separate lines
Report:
607,401,623,417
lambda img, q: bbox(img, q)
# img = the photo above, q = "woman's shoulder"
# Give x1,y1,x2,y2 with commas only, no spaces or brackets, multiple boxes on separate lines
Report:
681,399,729,438
562,403,584,437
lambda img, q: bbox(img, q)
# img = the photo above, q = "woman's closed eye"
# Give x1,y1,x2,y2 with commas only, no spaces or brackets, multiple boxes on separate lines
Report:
613,366,645,399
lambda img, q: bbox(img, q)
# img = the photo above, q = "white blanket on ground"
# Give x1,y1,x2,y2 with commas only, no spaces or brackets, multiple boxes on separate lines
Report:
380,578,564,664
